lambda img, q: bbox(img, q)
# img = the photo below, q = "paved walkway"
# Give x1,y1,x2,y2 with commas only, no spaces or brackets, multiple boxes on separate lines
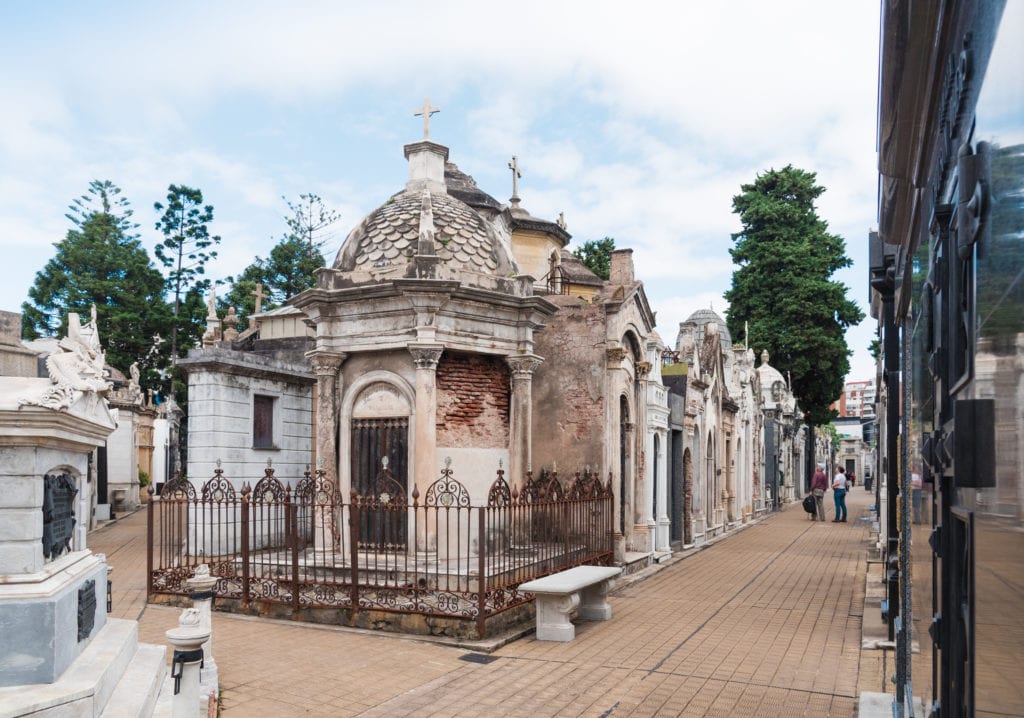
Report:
90,489,875,717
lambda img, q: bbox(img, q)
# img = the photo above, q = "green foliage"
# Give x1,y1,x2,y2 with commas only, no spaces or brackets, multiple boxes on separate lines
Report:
572,237,615,280
21,180,173,389
223,194,336,321
138,469,150,487
154,185,221,360
868,338,881,360
724,166,864,427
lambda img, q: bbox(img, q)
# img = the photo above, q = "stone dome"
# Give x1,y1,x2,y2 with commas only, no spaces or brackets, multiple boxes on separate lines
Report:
684,308,732,351
333,189,517,277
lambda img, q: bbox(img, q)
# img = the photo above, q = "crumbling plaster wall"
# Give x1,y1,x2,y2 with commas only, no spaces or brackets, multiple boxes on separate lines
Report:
531,297,607,474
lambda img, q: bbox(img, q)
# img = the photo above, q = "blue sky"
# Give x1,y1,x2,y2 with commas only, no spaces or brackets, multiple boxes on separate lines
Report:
1,1,881,380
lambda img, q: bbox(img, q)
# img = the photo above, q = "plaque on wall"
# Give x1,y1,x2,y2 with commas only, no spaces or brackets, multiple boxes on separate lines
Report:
42,473,78,560
78,579,96,641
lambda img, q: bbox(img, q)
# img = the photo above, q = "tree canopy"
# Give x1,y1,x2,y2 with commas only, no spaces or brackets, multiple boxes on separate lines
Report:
723,165,863,426
572,237,615,280
21,180,172,388
154,184,220,361
223,194,336,320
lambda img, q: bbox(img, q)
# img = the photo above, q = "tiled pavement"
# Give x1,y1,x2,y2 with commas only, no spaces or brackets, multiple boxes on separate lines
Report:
90,489,876,716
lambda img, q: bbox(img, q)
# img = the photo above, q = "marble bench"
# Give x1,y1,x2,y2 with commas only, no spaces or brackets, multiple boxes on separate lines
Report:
519,565,622,642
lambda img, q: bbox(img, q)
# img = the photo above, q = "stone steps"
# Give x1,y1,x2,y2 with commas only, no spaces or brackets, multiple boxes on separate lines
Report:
100,642,166,718
0,618,138,718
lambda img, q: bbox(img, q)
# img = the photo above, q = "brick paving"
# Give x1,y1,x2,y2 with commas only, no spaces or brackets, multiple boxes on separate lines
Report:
90,489,874,716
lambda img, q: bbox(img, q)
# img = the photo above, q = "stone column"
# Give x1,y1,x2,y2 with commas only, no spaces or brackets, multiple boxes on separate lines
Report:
633,361,652,551
505,355,542,483
186,565,218,706
307,351,346,553
605,346,627,562
409,345,443,490
306,351,347,492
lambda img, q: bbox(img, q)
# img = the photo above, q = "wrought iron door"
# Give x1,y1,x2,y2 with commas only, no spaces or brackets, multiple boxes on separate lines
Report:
350,417,409,549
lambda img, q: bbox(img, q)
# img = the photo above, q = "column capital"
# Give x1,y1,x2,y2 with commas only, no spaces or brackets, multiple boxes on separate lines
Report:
306,350,347,376
506,354,543,378
606,346,627,366
635,361,652,380
409,344,444,370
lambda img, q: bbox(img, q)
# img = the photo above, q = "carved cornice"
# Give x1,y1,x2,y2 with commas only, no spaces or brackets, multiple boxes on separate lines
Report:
506,355,543,379
306,350,348,376
409,344,444,370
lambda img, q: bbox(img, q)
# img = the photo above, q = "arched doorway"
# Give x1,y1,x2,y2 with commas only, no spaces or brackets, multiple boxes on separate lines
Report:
350,381,411,548
680,447,692,545
619,395,630,536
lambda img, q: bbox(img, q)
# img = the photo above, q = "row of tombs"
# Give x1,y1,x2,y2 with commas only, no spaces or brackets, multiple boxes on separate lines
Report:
179,127,823,577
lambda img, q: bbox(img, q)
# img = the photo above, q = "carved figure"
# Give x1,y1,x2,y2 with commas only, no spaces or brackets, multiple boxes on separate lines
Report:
21,308,111,409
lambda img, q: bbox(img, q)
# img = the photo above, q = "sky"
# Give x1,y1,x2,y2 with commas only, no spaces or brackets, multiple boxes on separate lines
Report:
0,1,881,381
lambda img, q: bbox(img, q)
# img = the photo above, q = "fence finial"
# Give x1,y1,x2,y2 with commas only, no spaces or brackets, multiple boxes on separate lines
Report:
498,458,503,470
216,458,222,469
382,456,389,470
317,456,325,470
266,457,273,468
445,456,452,468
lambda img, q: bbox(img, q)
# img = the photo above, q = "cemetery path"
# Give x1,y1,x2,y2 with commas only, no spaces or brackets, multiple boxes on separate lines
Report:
94,488,875,716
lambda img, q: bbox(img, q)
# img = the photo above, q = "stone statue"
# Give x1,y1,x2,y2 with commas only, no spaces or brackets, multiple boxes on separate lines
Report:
21,308,111,409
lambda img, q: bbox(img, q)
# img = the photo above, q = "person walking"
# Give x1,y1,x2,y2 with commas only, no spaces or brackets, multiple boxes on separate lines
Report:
832,466,848,522
810,464,829,521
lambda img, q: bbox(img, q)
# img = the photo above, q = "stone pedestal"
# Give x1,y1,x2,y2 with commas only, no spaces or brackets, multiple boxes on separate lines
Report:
0,382,116,687
166,609,211,718
186,564,219,705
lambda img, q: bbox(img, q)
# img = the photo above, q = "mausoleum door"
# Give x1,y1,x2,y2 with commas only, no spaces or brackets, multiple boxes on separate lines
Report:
350,417,409,549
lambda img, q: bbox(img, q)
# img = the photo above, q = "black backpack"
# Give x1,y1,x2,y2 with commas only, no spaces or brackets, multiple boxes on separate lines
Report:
802,494,816,514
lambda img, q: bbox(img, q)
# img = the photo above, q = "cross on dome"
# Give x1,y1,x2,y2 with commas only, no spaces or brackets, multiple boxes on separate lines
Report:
414,97,440,140
508,155,522,205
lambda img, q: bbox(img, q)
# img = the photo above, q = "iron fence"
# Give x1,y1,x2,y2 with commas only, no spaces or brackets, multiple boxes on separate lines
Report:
148,460,614,638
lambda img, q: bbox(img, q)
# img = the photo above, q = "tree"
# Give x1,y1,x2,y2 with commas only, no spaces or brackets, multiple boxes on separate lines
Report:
154,185,220,363
724,165,863,428
223,194,337,320
21,180,172,388
572,237,615,280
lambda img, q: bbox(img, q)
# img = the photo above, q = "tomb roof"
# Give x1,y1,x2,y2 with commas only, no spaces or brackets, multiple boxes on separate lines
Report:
333,188,516,277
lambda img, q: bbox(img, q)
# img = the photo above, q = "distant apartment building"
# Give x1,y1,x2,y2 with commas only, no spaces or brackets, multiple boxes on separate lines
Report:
832,379,875,418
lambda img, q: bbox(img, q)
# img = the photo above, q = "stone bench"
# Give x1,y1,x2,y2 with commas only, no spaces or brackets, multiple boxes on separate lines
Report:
519,565,622,642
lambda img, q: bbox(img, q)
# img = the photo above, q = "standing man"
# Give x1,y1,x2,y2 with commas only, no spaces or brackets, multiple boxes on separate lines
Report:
811,464,829,521
832,466,848,522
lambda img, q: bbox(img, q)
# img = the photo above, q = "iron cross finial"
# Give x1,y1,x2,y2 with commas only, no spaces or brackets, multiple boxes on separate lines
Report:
414,97,440,140
508,156,522,202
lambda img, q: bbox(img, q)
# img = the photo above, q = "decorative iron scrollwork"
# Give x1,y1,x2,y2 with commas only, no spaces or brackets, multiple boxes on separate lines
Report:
425,458,470,507
201,466,236,502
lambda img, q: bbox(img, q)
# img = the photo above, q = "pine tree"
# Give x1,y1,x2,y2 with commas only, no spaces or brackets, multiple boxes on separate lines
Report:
223,194,336,320
724,166,863,427
153,185,221,362
22,180,172,388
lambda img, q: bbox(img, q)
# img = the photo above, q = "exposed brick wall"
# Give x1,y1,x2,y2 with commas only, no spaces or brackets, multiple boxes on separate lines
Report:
436,353,509,448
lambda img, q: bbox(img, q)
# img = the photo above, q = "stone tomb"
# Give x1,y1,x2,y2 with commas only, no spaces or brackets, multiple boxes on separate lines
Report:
0,311,166,715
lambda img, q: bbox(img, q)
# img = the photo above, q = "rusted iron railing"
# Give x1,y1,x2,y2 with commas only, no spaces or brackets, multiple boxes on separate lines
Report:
147,460,613,638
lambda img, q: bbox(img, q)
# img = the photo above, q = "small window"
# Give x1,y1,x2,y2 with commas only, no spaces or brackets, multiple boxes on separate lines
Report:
253,395,275,449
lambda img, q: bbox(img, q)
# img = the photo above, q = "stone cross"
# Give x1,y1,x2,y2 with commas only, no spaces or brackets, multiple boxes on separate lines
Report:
508,156,522,202
414,97,440,140
250,283,264,315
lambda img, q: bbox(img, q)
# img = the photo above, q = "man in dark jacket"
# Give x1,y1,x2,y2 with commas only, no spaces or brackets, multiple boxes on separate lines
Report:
810,464,829,521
